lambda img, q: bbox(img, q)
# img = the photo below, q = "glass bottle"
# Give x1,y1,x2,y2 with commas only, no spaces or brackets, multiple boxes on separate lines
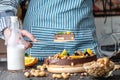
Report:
98,33,118,57
6,16,25,70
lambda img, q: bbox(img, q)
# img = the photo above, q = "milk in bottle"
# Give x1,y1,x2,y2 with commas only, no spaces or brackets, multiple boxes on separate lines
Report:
6,16,25,70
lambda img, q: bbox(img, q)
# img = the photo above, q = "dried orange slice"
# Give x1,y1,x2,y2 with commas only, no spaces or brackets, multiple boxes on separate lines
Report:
69,56,84,59
25,56,38,67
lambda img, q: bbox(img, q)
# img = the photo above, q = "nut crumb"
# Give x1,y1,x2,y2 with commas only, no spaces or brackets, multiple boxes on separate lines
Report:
71,62,74,66
114,65,120,70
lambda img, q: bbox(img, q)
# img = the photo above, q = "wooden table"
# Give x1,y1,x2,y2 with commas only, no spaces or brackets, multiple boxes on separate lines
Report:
0,61,120,80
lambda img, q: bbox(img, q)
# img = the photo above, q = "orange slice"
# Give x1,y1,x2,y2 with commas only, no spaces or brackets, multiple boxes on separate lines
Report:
25,57,38,67
69,56,84,59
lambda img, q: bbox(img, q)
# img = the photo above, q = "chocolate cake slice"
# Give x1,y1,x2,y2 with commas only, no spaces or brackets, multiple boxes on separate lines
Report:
54,31,75,42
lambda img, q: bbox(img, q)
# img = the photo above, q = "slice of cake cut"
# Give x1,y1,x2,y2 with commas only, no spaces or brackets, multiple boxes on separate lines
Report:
54,31,75,42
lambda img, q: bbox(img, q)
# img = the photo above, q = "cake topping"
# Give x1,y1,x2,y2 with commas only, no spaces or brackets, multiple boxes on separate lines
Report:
44,48,97,65
71,62,74,66
46,49,96,60
86,48,94,56
61,49,67,56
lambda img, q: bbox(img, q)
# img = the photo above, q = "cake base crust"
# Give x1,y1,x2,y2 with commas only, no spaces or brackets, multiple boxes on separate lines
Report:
47,66,85,73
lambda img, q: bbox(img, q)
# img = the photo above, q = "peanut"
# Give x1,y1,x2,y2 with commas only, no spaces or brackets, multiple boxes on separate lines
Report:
52,74,62,78
61,73,69,79
35,70,40,73
37,65,42,69
24,72,30,77
56,74,62,78
52,74,57,78
39,71,46,77
33,72,39,77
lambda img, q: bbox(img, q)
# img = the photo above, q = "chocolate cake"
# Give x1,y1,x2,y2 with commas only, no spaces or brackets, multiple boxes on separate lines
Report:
44,49,97,73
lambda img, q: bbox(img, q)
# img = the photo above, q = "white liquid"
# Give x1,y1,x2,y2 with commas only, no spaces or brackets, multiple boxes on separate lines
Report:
7,44,25,70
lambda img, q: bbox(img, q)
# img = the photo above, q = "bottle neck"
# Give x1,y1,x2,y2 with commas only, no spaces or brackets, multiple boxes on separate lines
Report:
10,16,19,30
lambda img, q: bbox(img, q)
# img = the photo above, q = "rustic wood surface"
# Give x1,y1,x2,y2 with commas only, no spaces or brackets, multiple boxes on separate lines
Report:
0,61,120,80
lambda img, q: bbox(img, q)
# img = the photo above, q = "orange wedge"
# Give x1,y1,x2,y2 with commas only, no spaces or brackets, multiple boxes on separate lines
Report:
87,48,93,56
61,49,67,56
25,56,38,67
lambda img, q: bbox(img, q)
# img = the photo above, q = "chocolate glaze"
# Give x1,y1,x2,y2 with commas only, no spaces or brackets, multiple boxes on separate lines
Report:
44,55,97,65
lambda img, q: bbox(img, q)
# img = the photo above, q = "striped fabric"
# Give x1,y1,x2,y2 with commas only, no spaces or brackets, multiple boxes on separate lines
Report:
0,0,19,38
0,11,15,39
0,0,19,8
23,0,98,60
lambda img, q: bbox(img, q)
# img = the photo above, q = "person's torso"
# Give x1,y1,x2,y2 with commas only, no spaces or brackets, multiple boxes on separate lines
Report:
23,0,97,60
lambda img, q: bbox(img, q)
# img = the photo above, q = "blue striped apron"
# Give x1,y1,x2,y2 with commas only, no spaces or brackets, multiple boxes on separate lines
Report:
23,0,98,60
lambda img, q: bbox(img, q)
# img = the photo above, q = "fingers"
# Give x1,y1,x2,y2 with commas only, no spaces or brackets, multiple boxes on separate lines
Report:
20,30,37,49
21,30,37,42
3,28,11,45
4,28,35,50
4,29,36,49
24,41,33,49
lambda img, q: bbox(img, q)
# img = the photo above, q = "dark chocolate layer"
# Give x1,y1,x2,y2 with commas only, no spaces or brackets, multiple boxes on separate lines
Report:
44,55,97,65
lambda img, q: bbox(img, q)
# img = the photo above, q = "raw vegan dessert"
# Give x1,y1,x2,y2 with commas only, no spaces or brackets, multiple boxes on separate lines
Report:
54,31,75,42
44,48,97,73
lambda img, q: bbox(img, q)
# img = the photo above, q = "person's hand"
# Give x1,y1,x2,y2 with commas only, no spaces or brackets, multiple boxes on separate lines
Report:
20,29,37,49
3,28,37,49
